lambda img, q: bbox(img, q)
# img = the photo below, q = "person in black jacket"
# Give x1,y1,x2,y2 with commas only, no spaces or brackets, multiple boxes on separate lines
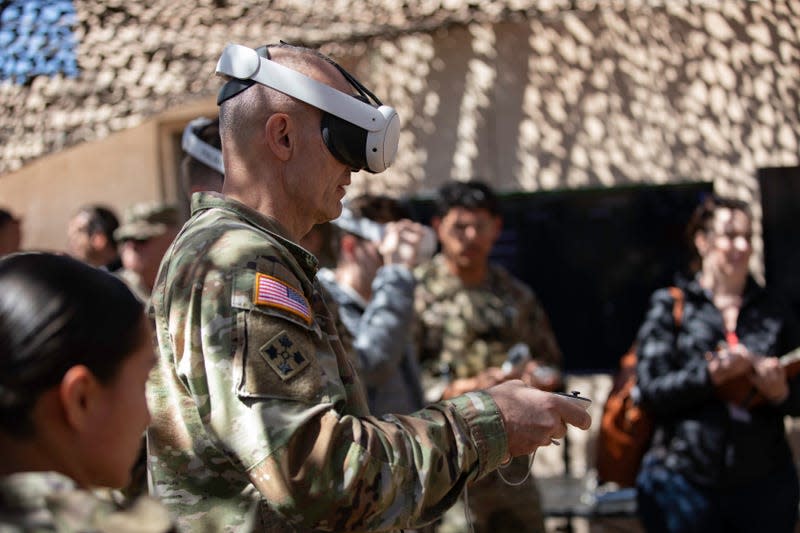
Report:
635,194,800,533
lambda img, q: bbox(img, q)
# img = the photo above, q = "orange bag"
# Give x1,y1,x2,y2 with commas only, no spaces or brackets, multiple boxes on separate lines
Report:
595,287,683,487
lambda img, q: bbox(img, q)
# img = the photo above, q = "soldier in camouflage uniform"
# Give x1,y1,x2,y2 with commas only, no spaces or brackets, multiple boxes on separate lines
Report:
146,43,591,532
414,180,563,533
114,202,182,304
0,472,174,533
0,253,174,533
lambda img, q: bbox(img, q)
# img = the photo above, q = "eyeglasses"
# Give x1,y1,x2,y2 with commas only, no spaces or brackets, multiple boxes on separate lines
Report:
708,231,752,243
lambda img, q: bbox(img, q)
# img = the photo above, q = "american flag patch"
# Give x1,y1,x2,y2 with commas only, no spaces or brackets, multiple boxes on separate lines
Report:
253,273,312,324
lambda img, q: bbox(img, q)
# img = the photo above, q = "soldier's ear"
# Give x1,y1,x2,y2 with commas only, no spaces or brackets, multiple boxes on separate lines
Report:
431,216,442,237
490,215,503,240
59,365,98,432
264,113,293,162
89,232,108,252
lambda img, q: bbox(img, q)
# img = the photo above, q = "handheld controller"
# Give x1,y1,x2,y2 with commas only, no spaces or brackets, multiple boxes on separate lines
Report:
546,391,591,447
553,390,592,409
501,343,532,375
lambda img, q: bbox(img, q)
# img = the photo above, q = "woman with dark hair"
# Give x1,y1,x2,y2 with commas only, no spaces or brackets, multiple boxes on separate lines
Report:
0,252,173,531
635,195,800,532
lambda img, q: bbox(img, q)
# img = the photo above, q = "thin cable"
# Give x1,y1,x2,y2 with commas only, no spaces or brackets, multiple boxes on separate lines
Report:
462,450,537,531
496,450,536,487
463,483,475,533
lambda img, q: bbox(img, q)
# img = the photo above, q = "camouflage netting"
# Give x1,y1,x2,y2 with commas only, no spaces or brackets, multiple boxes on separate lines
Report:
0,0,798,202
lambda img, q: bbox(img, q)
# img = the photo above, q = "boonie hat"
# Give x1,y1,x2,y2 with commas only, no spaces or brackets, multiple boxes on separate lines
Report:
114,202,180,242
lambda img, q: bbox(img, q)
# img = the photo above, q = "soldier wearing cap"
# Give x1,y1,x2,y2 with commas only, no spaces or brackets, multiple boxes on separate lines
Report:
146,42,591,532
114,202,180,303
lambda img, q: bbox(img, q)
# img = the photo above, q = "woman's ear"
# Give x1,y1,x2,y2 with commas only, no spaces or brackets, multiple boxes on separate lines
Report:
264,113,293,162
59,365,98,433
694,230,709,256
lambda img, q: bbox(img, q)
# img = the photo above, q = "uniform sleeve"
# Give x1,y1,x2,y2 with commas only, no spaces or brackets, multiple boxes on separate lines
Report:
187,254,508,531
635,289,714,415
348,264,416,386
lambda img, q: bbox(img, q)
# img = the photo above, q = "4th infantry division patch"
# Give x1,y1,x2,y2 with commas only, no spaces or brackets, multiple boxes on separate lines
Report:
260,331,310,380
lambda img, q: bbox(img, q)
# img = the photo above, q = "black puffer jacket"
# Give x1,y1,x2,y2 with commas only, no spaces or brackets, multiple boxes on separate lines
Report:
636,276,800,488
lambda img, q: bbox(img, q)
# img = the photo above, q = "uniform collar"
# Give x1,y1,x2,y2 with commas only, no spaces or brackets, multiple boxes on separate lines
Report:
190,192,320,277
429,253,498,291
0,471,76,510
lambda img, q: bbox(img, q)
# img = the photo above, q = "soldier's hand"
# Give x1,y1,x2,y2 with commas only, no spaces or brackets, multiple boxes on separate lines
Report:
441,367,506,400
475,366,506,389
520,361,562,391
379,220,428,268
487,380,592,459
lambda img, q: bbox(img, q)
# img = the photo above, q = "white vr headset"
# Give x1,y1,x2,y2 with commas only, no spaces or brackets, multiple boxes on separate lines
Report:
181,117,224,175
215,43,400,174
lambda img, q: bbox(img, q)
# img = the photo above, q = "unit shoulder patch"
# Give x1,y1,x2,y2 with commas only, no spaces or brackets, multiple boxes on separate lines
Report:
260,330,310,381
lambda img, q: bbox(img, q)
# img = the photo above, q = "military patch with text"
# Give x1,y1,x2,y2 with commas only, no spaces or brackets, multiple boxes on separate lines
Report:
260,330,310,381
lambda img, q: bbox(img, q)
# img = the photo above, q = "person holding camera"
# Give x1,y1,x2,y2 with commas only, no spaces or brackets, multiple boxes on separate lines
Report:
318,194,429,415
146,42,591,532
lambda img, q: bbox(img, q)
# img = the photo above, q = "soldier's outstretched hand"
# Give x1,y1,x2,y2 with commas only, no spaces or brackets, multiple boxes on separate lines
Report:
487,380,592,459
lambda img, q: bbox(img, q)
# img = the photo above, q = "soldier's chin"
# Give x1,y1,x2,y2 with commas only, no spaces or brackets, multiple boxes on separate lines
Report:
459,249,483,261
323,202,344,224
455,254,479,267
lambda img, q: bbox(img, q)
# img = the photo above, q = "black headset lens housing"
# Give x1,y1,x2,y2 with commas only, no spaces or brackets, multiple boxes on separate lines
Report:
321,94,371,172
217,43,390,173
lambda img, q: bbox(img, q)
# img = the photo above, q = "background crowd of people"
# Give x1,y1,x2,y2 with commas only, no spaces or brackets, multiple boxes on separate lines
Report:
0,39,798,533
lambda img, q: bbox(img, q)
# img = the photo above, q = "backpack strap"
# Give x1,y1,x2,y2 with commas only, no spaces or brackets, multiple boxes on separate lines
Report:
667,286,684,328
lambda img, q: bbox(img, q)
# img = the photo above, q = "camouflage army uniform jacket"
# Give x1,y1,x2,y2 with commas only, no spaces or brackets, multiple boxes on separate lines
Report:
0,471,174,533
414,254,562,396
147,193,509,533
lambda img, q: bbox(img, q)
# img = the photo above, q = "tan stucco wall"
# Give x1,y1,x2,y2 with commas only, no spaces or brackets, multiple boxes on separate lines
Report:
0,97,216,252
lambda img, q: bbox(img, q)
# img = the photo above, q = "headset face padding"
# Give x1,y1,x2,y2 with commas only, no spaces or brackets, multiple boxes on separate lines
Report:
321,112,369,171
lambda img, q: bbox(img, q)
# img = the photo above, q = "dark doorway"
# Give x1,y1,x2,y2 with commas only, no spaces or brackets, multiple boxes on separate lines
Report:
406,182,713,372
759,166,800,321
